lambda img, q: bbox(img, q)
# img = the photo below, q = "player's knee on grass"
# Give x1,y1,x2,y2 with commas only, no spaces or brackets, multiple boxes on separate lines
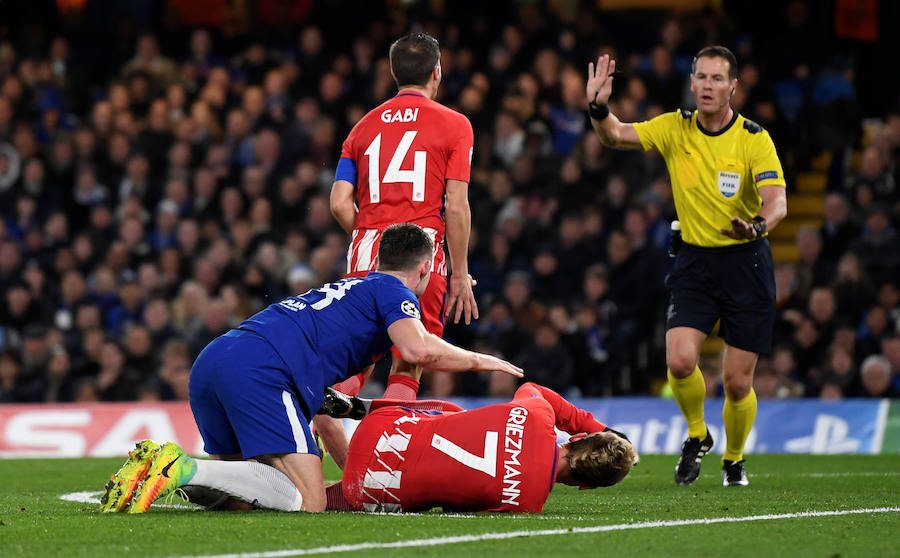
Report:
568,431,639,487
256,453,327,512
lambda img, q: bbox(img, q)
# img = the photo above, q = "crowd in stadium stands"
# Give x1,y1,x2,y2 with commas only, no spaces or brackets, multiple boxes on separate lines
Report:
0,1,898,404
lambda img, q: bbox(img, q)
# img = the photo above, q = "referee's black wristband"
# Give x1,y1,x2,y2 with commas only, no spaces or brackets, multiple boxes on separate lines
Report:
588,101,610,121
751,216,767,238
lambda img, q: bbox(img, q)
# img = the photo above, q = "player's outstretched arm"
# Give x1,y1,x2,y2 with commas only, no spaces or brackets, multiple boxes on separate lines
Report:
388,318,523,377
444,178,478,325
516,382,631,442
330,179,357,234
514,382,607,434
585,54,642,150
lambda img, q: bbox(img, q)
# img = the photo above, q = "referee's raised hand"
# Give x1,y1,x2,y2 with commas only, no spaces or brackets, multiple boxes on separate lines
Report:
586,54,617,105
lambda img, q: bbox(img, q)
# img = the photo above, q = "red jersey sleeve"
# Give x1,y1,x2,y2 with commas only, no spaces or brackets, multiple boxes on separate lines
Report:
444,114,473,183
513,382,608,434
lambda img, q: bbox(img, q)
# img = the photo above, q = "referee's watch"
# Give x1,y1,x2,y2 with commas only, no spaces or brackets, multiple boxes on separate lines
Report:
751,216,767,238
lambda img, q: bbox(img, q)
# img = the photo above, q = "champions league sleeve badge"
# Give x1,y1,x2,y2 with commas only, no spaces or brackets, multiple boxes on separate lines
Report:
401,300,422,320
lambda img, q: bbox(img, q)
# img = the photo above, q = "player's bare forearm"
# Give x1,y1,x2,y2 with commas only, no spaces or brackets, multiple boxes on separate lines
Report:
388,318,522,377
444,179,478,324
330,180,357,234
444,202,470,277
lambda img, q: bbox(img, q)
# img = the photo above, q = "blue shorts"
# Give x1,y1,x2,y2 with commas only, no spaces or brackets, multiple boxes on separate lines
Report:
188,329,319,459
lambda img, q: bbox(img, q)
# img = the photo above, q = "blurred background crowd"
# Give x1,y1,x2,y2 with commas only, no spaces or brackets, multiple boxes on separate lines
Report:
0,0,898,404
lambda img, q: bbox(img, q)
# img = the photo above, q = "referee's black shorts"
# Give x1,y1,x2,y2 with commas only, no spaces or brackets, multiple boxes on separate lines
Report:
665,237,776,355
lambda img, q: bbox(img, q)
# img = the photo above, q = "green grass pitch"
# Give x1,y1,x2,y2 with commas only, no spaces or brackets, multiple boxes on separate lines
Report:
1,454,898,557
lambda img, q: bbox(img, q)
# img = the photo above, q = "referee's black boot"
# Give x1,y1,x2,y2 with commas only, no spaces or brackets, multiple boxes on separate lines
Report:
722,459,750,486
317,387,368,420
674,428,714,485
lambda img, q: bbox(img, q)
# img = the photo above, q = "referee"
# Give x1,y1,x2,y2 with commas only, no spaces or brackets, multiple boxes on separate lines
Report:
585,46,787,486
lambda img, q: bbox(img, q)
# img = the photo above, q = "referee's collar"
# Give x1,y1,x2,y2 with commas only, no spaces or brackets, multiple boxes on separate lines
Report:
695,110,739,137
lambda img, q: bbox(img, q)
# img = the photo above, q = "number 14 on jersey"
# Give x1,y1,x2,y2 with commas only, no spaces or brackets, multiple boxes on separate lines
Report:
364,131,426,203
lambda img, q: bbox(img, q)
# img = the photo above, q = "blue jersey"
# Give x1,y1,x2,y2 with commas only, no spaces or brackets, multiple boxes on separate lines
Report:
238,272,422,415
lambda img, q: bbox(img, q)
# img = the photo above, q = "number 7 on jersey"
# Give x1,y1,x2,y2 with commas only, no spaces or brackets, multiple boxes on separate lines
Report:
364,131,427,203
431,431,498,477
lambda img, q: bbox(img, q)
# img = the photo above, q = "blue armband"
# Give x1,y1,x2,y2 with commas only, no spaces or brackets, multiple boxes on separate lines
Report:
335,157,358,185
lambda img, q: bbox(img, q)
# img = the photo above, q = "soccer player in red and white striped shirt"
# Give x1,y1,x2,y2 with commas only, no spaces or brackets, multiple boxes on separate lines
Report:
326,383,637,513
328,33,476,407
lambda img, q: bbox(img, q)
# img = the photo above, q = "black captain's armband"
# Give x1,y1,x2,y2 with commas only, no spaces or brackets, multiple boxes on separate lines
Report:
743,119,763,134
679,109,694,119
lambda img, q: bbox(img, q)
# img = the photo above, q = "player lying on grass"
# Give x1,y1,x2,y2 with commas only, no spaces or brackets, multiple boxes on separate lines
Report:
321,381,637,513
99,223,523,513
99,381,635,514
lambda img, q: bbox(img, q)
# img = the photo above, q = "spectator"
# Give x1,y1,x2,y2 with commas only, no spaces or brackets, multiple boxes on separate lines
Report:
859,355,900,398
848,204,900,286
819,193,860,265
515,321,574,396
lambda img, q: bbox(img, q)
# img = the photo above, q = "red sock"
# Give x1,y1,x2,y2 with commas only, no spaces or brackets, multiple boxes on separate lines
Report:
370,398,464,413
383,375,420,400
334,372,365,396
325,482,352,511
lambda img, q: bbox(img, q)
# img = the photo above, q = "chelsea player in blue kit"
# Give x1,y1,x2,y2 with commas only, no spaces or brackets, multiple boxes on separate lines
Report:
103,224,523,514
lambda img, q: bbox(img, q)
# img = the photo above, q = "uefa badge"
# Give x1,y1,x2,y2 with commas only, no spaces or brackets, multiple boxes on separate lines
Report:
401,300,421,320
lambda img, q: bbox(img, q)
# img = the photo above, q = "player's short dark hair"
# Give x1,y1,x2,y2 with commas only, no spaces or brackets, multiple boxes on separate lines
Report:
692,45,738,81
389,33,440,87
377,223,433,272
567,431,637,488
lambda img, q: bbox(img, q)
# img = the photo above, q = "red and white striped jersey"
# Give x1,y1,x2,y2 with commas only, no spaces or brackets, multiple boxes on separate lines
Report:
346,226,445,276
341,384,609,513
339,91,473,276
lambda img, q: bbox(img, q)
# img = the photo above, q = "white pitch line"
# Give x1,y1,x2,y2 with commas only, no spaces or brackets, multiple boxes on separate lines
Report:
753,472,900,478
60,490,571,519
178,507,900,558
60,491,197,509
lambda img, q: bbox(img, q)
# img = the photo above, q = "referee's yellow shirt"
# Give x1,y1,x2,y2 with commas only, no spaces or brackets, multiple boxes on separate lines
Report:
633,109,786,248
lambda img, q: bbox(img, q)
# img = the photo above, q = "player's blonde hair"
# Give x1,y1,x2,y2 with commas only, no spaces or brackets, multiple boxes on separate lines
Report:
567,431,638,488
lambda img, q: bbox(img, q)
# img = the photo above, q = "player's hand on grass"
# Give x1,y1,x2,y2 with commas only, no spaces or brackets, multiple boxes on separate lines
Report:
719,217,756,240
446,273,479,325
587,54,617,105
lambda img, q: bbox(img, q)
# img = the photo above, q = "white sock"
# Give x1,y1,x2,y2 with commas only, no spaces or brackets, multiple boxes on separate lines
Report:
187,460,304,511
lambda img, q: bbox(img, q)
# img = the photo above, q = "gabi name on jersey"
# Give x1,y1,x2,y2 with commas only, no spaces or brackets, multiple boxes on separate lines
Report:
381,108,420,123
